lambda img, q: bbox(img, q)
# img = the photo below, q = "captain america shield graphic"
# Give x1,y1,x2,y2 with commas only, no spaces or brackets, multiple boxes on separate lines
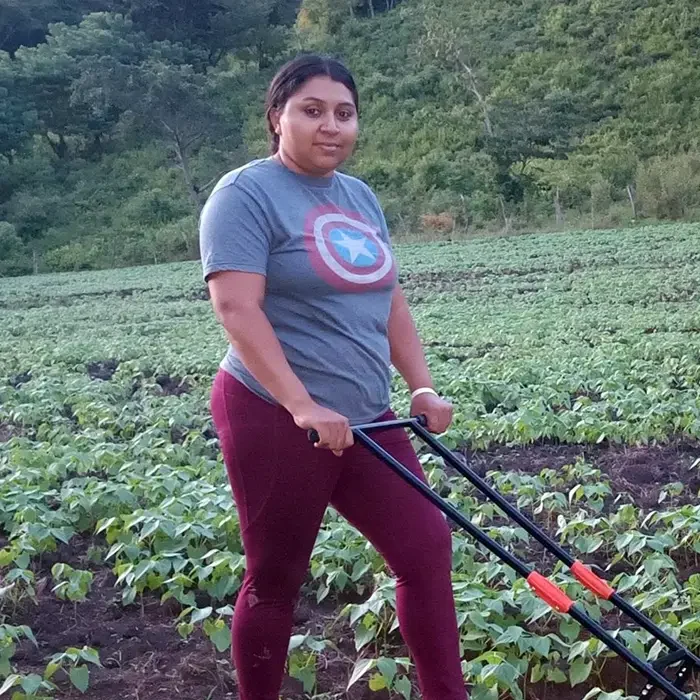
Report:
304,204,396,291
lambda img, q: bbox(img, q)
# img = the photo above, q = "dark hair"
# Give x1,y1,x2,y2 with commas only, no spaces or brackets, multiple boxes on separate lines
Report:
265,54,360,155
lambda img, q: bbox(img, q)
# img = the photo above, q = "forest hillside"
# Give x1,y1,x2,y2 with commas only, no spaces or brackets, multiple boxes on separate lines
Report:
2,0,700,275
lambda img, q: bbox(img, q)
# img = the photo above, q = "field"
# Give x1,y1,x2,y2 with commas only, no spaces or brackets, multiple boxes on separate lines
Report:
1,222,700,700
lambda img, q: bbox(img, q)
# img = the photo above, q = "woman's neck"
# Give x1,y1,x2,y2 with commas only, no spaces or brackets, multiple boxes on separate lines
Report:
273,150,334,179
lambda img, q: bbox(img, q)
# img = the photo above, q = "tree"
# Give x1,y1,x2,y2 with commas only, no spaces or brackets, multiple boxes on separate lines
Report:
0,0,115,56
110,0,292,67
74,49,233,213
0,221,30,276
12,13,149,159
0,54,37,161
0,0,51,56
480,92,593,202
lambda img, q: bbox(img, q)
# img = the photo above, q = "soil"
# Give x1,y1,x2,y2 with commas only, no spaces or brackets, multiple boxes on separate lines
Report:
87,359,120,381
8,371,32,389
6,441,700,699
0,420,24,443
10,539,223,700
455,437,700,510
84,362,191,397
154,374,191,396
10,536,399,700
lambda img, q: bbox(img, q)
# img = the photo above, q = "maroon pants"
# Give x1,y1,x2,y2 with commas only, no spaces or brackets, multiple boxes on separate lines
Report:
210,369,467,700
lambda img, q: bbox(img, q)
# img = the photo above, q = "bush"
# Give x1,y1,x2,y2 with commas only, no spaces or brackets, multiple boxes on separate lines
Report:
43,239,105,272
0,222,31,277
122,188,192,227
636,152,700,220
420,212,455,233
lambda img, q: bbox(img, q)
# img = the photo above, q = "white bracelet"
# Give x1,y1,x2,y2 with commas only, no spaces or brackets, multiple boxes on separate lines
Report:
411,387,438,400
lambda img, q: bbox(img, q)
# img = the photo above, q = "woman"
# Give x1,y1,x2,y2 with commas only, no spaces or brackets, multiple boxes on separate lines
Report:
199,53,468,700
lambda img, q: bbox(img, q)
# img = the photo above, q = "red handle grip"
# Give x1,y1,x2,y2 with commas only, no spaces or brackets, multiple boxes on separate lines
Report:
527,572,574,613
571,561,615,600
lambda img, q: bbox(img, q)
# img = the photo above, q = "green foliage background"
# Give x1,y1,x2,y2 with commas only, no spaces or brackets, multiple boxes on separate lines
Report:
2,0,700,276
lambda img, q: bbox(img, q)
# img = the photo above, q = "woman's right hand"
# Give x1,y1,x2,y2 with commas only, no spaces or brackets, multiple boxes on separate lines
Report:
291,401,354,456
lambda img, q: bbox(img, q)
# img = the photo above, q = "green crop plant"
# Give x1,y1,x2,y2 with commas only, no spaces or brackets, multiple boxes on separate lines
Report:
2,223,700,699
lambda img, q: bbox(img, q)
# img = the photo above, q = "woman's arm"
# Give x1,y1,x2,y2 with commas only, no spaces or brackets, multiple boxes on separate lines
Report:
387,284,453,433
387,284,434,393
207,269,354,454
208,270,312,413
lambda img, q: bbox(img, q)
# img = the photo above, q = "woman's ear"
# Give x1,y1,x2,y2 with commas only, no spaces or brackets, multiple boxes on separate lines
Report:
270,108,281,135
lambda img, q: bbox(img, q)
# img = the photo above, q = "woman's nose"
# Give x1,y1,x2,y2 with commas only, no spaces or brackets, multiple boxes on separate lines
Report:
320,116,340,133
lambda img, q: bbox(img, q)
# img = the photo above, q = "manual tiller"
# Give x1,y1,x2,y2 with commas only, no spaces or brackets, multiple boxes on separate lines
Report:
308,416,699,700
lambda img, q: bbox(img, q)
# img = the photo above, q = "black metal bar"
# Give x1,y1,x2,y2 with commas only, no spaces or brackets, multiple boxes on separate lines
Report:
611,593,700,667
567,607,689,700
351,417,425,433
351,429,532,579
307,417,421,445
410,421,700,670
411,420,575,563
306,416,695,699
653,650,689,671
351,427,690,700
642,662,691,700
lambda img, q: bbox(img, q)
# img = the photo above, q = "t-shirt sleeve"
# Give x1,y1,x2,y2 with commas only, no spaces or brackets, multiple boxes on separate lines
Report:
199,183,272,282
363,183,392,245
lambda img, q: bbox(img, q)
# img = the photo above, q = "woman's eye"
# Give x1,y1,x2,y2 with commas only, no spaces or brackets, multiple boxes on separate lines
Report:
305,107,320,117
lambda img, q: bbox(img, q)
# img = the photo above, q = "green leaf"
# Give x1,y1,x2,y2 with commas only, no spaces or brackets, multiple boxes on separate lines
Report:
294,665,316,693
559,618,580,643
369,673,388,690
547,667,567,683
122,587,136,606
0,675,20,695
0,655,11,679
132,559,153,582
354,621,377,651
140,519,160,540
20,626,37,647
15,551,30,570
20,674,43,695
52,527,74,544
570,658,592,686
395,675,412,700
190,606,212,624
288,634,307,652
347,658,375,688
70,665,90,693
494,661,519,687
79,647,102,666
177,622,194,638
530,663,545,683
495,626,523,646
529,635,551,657
307,637,326,653
209,624,231,653
351,560,371,582
44,661,61,680
377,657,397,685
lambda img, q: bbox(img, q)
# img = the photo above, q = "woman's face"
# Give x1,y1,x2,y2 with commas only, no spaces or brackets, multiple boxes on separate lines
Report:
272,75,358,177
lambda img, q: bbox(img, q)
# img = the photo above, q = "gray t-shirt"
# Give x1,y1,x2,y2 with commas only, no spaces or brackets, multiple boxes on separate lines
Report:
199,157,399,424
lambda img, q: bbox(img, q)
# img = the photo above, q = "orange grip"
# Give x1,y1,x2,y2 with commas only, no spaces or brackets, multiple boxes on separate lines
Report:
571,561,615,600
527,572,573,613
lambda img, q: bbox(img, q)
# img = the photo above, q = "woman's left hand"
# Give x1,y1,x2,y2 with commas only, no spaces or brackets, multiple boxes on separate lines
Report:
411,391,453,434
